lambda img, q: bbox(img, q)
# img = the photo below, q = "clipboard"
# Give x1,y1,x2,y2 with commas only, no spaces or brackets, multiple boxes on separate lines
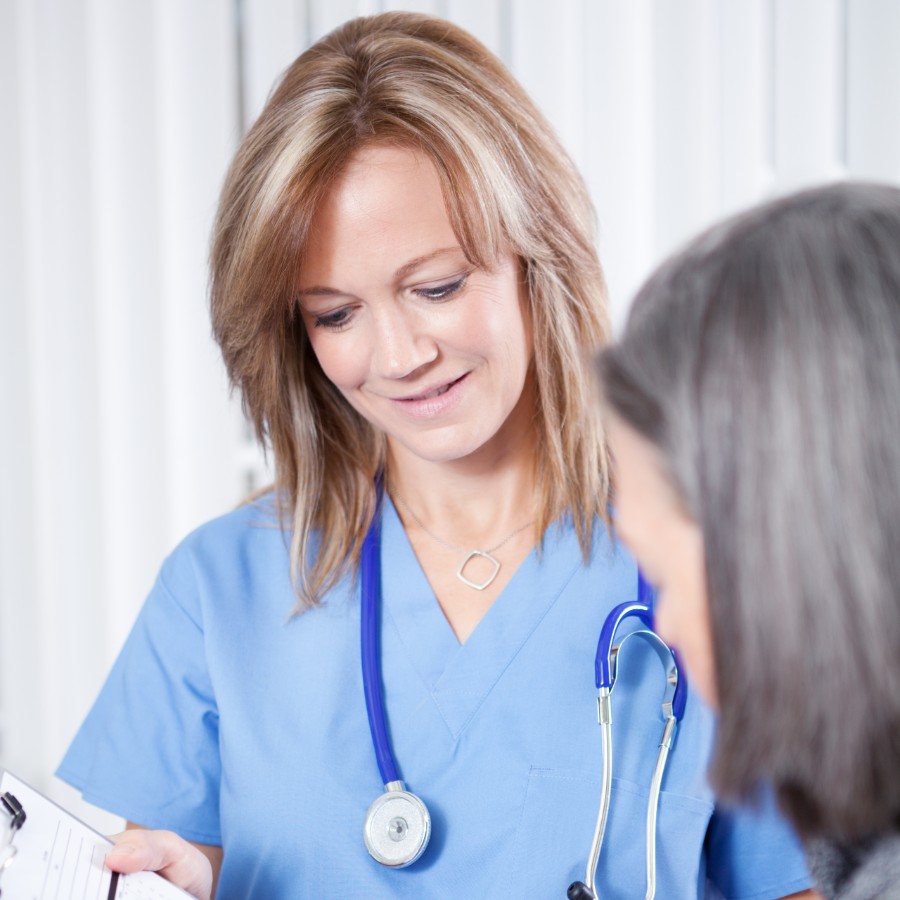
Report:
0,769,194,899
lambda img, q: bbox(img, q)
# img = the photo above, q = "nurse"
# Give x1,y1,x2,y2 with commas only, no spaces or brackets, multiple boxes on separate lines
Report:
57,12,817,899
598,182,900,898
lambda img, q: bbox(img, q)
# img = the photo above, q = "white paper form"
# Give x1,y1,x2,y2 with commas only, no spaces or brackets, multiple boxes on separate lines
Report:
0,770,193,899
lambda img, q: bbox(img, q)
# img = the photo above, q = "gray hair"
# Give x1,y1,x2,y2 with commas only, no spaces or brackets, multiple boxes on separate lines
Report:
598,182,900,839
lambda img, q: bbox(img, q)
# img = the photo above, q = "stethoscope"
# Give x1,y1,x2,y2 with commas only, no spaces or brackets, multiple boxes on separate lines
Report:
359,488,687,893
360,499,432,867
567,585,688,899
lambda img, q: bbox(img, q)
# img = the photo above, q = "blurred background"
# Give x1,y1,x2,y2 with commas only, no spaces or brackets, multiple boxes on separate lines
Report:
1,0,899,831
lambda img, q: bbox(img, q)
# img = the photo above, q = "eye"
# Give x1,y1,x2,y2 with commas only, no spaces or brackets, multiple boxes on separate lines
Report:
312,307,353,331
414,274,468,301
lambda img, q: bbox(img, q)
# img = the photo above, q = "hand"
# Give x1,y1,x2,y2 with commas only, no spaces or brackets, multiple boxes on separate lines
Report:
106,828,217,900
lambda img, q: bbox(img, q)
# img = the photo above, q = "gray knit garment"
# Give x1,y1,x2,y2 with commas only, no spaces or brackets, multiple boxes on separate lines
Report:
806,833,900,899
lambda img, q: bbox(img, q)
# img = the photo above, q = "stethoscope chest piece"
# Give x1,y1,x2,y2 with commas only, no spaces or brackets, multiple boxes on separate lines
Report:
363,784,431,868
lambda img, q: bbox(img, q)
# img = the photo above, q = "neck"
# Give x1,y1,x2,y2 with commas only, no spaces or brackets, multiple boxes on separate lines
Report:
385,445,537,550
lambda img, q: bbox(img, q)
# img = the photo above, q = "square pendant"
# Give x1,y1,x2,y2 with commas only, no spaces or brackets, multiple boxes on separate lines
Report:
456,550,501,591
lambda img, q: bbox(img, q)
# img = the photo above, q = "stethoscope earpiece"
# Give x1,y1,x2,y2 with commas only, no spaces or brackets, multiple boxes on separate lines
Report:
567,880,596,899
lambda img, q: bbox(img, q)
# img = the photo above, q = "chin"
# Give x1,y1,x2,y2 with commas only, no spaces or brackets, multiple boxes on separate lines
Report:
392,431,491,466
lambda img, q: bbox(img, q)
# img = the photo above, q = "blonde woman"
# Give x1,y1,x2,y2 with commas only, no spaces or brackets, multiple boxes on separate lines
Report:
58,13,816,899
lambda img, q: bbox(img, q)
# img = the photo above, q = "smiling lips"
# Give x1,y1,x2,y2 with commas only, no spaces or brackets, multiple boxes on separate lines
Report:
390,373,468,417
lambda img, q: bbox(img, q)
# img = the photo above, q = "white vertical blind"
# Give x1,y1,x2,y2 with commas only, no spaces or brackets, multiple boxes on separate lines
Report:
717,1,773,215
583,1,656,315
511,1,588,171
775,0,847,185
1,0,898,832
651,1,722,266
241,0,310,130
444,0,505,56
846,0,900,181
1,0,247,829
4,0,107,818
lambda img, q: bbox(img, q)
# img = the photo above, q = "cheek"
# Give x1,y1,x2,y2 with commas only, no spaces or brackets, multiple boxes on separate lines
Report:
655,563,719,709
307,332,368,391
646,521,718,702
482,299,532,374
651,589,678,650
682,620,719,709
468,264,531,364
493,329,531,379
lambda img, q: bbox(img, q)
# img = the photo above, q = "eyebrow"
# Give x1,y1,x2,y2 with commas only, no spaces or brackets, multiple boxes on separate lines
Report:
297,246,465,298
394,246,465,281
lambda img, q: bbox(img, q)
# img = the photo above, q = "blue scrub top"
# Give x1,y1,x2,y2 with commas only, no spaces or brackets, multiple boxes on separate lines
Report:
57,496,812,898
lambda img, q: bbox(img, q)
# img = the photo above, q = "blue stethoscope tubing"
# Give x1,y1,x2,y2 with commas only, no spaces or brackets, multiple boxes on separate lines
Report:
360,490,432,868
569,580,688,900
360,505,401,786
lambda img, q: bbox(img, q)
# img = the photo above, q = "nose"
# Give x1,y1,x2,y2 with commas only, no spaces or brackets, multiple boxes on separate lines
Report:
372,304,438,378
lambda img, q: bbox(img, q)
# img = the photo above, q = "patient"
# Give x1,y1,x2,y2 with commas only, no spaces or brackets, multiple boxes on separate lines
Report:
597,181,900,899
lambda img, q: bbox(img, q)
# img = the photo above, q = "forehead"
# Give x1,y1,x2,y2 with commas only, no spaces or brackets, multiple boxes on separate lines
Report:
317,146,448,232
299,145,466,286
335,143,438,189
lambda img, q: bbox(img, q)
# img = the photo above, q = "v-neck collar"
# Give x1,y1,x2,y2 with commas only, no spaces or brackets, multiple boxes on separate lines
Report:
379,498,585,737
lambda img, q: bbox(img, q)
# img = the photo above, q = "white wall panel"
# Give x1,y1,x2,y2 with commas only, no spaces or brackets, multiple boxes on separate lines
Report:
583,1,655,322
0,0,42,809
86,0,168,665
241,0,309,128
382,0,440,14
311,0,382,43
717,1,774,214
18,0,106,787
510,1,587,173
846,0,900,180
153,1,245,548
0,0,244,831
651,1,721,263
445,0,506,61
774,0,846,187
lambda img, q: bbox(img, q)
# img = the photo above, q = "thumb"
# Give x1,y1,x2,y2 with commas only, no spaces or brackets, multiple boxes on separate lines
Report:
106,830,211,900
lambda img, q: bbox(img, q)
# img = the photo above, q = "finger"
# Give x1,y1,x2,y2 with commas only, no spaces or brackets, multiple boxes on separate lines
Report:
107,829,178,873
106,830,212,900
106,830,155,873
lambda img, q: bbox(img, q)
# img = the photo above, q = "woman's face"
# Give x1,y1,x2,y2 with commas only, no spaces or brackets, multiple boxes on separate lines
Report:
606,413,718,708
297,144,534,469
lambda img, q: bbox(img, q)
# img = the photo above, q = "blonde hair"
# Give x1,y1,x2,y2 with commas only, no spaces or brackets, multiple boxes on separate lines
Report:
211,12,612,608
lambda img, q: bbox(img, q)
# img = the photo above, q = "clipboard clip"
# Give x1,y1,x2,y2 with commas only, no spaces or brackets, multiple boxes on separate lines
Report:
0,791,26,896
1,794,25,833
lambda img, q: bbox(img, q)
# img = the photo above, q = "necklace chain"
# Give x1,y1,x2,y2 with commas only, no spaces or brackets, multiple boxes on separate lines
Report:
391,491,534,591
392,491,533,554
